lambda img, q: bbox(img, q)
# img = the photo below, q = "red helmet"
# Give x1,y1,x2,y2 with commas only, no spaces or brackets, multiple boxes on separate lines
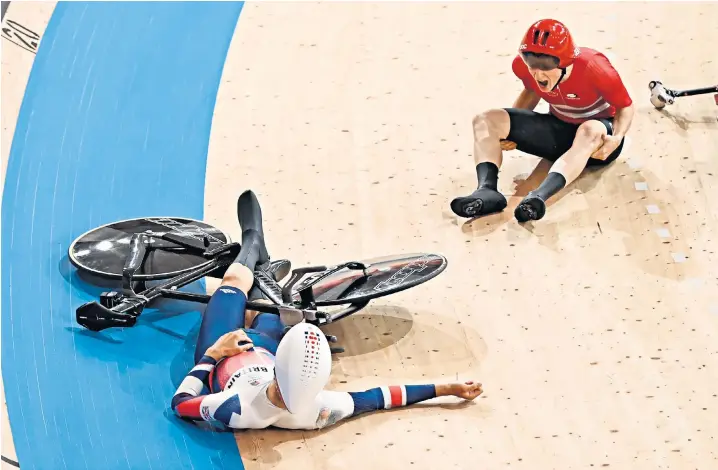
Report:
519,19,578,68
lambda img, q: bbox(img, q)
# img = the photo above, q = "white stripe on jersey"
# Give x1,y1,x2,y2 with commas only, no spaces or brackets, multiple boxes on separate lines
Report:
380,385,407,409
175,375,204,397
552,96,604,112
551,101,611,120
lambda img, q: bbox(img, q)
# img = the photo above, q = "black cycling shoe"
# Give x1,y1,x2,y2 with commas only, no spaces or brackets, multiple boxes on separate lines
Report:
450,188,507,218
514,191,546,223
237,189,266,239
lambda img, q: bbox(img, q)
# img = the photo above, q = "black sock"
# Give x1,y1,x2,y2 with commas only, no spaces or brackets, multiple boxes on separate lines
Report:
247,284,269,302
534,172,567,200
476,162,499,191
234,229,264,271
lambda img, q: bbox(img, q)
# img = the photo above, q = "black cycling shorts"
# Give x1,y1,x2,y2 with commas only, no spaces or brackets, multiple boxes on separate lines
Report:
504,108,624,166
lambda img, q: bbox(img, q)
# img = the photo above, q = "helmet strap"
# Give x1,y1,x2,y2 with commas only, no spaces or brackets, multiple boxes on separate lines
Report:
551,67,567,91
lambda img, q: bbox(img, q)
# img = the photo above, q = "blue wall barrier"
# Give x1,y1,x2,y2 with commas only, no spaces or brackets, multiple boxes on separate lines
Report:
2,2,245,468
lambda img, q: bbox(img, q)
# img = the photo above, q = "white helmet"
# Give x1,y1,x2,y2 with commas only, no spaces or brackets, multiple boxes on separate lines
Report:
274,322,332,413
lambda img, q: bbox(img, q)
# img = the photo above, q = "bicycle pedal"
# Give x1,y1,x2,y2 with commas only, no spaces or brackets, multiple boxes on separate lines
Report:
330,346,345,354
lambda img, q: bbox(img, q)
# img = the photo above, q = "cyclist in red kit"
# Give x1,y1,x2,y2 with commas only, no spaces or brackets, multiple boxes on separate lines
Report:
451,19,635,223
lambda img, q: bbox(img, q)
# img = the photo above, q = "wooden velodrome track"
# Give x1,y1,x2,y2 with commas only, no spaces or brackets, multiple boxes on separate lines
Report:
2,2,717,469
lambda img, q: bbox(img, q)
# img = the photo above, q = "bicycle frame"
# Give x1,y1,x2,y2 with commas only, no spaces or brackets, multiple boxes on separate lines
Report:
76,230,371,332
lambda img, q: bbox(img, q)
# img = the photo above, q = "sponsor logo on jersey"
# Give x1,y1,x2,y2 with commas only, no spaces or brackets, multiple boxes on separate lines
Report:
566,93,579,99
201,405,211,421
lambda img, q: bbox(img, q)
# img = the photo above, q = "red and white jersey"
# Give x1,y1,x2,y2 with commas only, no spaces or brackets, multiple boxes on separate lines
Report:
512,47,633,124
174,347,283,429
171,347,355,430
211,347,275,393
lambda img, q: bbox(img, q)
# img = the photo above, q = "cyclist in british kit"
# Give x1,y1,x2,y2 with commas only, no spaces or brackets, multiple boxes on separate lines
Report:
171,190,483,430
